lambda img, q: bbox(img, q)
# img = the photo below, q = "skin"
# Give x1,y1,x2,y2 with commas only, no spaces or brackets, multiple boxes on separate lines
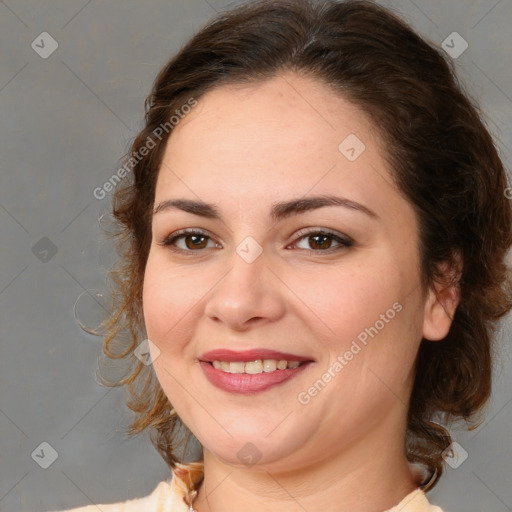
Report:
142,72,459,512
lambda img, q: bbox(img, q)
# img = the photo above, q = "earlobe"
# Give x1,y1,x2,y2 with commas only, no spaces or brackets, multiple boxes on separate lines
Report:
422,283,460,341
422,254,462,341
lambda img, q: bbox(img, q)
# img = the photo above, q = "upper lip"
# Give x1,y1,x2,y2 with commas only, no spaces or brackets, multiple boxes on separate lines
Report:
199,349,314,363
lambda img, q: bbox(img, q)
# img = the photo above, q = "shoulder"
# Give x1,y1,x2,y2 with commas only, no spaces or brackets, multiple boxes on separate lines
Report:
45,464,202,512
386,489,444,512
46,480,174,512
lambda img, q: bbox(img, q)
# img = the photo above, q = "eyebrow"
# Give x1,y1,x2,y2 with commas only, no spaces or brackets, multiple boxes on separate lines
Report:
152,194,379,222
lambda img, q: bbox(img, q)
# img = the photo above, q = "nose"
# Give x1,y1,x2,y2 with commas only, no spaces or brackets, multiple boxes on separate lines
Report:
204,245,286,331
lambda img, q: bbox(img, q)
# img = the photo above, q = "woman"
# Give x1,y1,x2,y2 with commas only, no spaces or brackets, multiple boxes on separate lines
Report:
54,0,512,511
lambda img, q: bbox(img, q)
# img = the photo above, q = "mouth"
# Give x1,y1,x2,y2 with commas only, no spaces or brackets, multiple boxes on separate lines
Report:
206,359,307,374
199,349,314,394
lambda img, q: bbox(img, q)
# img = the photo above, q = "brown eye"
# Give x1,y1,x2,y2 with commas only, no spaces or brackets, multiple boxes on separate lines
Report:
293,230,353,252
308,233,334,250
160,229,219,253
183,234,209,250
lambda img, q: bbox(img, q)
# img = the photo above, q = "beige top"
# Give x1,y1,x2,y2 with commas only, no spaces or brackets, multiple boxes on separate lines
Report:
53,462,444,512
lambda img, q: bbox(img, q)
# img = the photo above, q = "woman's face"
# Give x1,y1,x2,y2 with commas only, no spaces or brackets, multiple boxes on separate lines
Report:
143,72,447,472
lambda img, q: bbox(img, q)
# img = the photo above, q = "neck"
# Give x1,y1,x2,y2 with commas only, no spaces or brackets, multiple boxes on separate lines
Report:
192,423,418,512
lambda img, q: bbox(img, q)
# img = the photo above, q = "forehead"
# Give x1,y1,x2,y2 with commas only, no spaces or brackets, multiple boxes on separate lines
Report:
154,72,406,223
171,72,377,150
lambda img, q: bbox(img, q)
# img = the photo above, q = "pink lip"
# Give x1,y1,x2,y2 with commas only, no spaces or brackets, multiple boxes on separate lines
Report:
199,349,313,363
200,360,313,394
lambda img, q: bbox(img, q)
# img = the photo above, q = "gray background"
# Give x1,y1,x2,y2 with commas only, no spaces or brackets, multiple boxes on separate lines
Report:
1,1,511,511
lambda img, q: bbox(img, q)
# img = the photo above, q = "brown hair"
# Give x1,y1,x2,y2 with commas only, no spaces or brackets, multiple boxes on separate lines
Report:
96,0,512,491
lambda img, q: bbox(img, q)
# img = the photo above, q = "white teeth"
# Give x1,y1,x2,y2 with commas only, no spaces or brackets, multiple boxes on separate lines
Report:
263,359,277,372
229,362,246,374
245,360,263,374
211,359,304,374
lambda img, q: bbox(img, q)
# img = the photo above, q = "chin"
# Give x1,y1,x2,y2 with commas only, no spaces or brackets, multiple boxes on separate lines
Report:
199,430,310,472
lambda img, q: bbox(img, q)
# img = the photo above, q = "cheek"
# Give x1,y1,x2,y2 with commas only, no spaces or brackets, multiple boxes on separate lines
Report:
293,255,422,396
288,258,406,349
142,251,219,352
142,254,193,348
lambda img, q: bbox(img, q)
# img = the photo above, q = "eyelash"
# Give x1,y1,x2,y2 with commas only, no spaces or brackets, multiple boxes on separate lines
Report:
158,228,354,255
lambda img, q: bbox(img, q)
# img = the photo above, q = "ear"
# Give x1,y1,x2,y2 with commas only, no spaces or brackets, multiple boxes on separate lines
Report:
422,252,462,341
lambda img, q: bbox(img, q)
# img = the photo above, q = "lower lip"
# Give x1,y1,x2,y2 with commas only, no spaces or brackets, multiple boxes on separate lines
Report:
199,361,312,394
